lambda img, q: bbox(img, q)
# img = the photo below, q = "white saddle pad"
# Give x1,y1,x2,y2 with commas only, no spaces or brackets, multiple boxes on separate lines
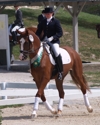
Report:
46,46,71,65
8,24,25,36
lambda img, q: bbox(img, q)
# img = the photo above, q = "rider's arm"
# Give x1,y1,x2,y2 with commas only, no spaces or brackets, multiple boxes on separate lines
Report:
35,23,43,39
53,19,63,40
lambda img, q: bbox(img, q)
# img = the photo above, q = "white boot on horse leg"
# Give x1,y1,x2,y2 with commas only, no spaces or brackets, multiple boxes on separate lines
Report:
11,54,15,64
57,98,64,116
83,94,93,113
31,97,40,119
44,100,57,114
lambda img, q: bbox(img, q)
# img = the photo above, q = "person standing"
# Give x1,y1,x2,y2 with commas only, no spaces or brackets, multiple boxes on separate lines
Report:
10,5,23,45
36,7,63,80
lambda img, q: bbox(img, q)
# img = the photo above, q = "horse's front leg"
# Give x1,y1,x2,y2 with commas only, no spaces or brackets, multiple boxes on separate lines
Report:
31,78,57,118
31,93,57,118
31,96,40,118
43,97,57,114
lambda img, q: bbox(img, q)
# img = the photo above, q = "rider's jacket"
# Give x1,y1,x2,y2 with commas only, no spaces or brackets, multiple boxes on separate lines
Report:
14,9,23,26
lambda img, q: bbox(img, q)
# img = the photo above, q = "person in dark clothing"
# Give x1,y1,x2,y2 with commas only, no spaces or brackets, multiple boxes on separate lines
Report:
36,7,63,80
10,5,23,45
38,10,45,24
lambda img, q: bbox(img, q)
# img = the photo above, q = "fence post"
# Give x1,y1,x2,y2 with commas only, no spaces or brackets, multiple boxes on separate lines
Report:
1,82,7,99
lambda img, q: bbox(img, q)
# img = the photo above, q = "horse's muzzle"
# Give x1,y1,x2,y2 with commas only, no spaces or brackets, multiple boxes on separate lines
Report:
19,53,28,61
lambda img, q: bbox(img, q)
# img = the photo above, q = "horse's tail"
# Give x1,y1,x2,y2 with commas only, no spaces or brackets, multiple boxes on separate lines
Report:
69,70,90,92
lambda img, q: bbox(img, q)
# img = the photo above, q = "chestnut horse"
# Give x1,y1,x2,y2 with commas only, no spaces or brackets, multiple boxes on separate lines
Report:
9,26,37,63
17,28,93,118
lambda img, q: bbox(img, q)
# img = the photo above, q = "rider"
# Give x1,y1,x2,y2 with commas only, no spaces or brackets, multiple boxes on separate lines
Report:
10,5,24,45
36,7,63,80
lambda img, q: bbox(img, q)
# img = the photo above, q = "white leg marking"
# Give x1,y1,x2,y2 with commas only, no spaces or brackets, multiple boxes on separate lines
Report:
34,97,40,110
83,94,93,113
31,97,40,118
58,98,64,111
83,94,90,107
44,100,57,114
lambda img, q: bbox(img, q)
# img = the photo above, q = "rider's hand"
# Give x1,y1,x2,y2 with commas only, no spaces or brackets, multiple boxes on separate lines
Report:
47,36,53,42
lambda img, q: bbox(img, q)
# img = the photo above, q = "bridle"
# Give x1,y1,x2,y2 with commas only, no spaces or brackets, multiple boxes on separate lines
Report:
20,42,43,54
20,37,43,55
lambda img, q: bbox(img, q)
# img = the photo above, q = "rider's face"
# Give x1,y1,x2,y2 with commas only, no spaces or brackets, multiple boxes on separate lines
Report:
45,13,53,19
14,6,19,10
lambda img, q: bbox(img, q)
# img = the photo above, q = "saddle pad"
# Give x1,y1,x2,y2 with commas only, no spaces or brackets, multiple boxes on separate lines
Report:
46,46,71,65
9,26,25,36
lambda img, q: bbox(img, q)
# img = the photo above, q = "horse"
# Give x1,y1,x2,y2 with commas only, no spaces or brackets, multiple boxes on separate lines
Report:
17,28,93,118
8,25,37,63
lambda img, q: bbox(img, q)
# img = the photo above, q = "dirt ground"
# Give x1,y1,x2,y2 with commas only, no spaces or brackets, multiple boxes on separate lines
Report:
1,63,100,125
1,97,100,125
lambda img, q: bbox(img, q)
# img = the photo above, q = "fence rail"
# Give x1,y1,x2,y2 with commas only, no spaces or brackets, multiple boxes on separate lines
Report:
0,82,100,106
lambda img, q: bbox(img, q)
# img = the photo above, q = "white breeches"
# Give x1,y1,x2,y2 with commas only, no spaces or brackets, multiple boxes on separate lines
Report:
52,43,60,57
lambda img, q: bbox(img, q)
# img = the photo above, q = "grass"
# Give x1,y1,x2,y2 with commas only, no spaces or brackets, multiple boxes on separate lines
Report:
2,7,100,86
2,7,100,61
84,71,100,86
1,7,100,83
0,104,24,109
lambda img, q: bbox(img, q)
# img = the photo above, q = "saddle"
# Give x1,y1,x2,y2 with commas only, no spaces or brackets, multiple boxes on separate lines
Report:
43,42,71,65
43,42,71,78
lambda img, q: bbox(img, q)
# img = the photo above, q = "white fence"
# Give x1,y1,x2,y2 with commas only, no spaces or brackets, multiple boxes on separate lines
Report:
0,82,100,106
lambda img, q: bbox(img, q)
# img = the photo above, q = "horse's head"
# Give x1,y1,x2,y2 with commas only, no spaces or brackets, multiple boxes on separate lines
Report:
17,28,40,61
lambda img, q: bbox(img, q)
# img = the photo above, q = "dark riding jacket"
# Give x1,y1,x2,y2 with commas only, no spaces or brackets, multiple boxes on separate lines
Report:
38,14,45,24
14,9,23,26
36,17,63,44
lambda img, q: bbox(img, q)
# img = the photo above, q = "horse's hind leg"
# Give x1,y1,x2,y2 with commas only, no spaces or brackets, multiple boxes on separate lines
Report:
70,69,93,113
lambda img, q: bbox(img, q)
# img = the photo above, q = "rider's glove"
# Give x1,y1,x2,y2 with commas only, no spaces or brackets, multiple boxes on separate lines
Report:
47,36,53,42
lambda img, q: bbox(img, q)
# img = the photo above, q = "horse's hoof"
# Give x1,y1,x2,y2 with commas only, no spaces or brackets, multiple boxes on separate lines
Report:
31,113,37,119
87,106,93,113
56,110,62,117
51,109,57,114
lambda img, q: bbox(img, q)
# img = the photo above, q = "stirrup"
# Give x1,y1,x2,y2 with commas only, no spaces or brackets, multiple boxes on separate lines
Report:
58,72,63,80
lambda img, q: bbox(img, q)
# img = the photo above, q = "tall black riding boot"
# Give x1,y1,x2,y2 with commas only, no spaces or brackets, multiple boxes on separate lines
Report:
55,54,63,80
11,31,17,45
